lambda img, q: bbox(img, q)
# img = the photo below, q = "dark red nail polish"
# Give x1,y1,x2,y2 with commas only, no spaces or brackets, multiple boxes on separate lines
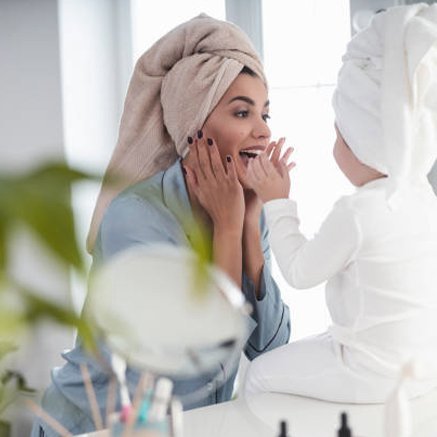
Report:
187,136,193,144
226,155,231,162
207,138,213,146
197,130,203,139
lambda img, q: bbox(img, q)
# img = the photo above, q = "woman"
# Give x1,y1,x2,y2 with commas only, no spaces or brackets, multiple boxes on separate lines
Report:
31,14,290,436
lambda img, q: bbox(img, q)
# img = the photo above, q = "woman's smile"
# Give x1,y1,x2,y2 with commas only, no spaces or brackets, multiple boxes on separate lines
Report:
239,147,265,167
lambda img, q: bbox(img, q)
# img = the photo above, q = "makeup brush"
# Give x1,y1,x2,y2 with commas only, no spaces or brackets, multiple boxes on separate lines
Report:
111,352,132,422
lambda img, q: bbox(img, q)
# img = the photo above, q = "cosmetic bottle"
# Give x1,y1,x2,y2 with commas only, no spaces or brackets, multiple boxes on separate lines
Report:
337,412,352,437
110,377,174,437
148,377,174,423
277,419,290,437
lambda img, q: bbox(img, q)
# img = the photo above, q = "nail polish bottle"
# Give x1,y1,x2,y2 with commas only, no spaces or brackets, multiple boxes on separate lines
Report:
277,419,290,437
338,412,352,437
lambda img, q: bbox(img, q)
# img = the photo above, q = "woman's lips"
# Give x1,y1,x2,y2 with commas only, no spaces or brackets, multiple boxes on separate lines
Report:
239,149,263,166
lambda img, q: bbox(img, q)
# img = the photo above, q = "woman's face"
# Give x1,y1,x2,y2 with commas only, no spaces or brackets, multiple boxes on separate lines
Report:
202,72,271,179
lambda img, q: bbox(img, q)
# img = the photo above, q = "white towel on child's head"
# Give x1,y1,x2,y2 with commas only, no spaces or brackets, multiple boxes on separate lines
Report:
332,4,437,203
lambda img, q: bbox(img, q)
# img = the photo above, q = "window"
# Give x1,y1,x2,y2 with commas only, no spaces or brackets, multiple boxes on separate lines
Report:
131,0,225,62
262,0,352,339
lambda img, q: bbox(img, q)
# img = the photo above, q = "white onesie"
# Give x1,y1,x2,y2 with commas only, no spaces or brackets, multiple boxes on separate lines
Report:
244,177,437,403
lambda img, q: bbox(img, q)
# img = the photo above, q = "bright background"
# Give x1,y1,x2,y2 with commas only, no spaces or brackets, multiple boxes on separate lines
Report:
261,0,352,339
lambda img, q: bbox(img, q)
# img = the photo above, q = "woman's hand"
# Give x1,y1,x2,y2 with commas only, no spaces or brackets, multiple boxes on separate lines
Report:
246,139,295,203
184,136,245,235
184,134,245,288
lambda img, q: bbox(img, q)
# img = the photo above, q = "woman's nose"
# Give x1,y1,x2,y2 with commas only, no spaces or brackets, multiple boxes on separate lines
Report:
253,117,271,140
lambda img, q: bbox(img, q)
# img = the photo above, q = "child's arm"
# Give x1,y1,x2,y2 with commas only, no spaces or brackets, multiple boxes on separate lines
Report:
247,140,360,289
247,139,295,203
265,198,360,289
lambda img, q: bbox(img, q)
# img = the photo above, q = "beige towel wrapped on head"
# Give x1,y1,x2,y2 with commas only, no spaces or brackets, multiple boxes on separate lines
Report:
87,13,265,252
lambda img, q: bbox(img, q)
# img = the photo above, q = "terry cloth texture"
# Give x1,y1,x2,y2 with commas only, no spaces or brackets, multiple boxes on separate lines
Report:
332,4,437,205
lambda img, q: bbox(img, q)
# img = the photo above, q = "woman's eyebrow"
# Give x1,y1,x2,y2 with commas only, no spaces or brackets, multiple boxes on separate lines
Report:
228,96,270,107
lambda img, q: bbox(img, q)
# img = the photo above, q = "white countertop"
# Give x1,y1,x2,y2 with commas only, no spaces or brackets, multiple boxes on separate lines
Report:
76,388,437,436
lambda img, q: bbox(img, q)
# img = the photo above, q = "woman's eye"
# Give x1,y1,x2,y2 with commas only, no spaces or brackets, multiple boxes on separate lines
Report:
263,113,271,122
235,110,249,118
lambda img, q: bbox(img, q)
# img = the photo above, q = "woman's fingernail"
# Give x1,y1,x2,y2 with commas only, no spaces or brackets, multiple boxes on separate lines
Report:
182,166,187,175
207,138,213,146
226,155,231,163
197,130,203,139
187,136,193,144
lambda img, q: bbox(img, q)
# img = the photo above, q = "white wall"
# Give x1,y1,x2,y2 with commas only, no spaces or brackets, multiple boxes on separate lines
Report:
131,0,225,61
0,0,134,434
58,0,133,311
0,0,74,435
261,0,352,340
0,0,64,170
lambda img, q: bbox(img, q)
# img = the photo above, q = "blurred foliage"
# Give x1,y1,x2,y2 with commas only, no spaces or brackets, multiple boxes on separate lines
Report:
0,160,218,418
0,162,91,272
182,216,213,299
0,161,99,409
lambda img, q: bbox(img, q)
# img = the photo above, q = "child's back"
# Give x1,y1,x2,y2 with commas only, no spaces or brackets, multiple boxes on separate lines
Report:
327,178,437,378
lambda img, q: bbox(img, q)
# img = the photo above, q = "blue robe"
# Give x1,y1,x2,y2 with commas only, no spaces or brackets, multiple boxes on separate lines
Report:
32,160,290,436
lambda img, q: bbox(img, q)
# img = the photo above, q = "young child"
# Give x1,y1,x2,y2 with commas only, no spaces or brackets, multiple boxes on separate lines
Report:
244,3,437,403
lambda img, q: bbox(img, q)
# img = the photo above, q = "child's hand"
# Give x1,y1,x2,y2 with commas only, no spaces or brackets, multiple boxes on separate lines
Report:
247,139,295,203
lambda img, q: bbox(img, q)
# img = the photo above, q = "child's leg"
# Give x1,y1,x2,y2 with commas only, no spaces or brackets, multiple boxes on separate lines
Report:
243,332,395,403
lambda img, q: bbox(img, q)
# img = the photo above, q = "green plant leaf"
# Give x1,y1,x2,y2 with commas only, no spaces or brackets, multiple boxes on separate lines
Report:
0,302,25,340
0,162,98,273
0,226,5,275
0,343,17,362
17,286,96,354
0,162,102,415
1,371,34,393
187,218,213,297
0,420,10,437
0,203,8,275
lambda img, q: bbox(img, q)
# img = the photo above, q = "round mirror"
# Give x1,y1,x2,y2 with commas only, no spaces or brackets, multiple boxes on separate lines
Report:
85,244,248,379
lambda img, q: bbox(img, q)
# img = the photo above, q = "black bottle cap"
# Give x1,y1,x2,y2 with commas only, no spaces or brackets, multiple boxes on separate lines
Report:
338,412,352,437
278,419,289,437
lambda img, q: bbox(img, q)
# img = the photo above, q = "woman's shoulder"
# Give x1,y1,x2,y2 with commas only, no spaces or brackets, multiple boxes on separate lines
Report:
107,172,166,215
96,171,172,246
94,161,192,256
107,160,186,214
94,173,188,258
